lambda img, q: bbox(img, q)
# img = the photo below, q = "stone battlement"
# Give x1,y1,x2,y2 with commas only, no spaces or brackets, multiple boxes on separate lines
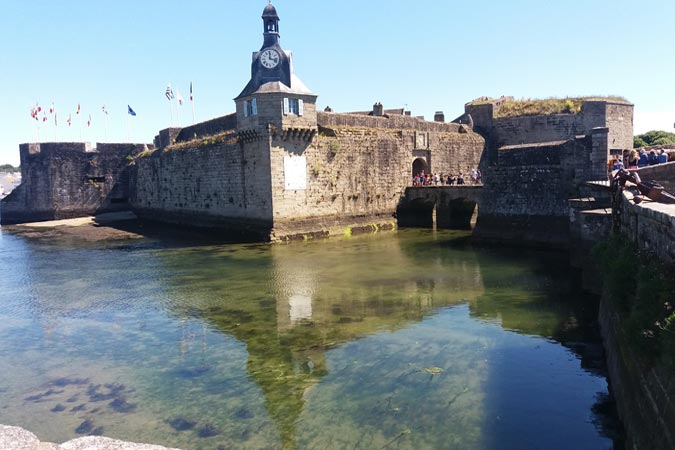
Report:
317,111,464,133
462,97,634,153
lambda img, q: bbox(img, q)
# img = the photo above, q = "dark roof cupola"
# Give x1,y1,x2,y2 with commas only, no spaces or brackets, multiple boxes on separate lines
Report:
262,2,280,47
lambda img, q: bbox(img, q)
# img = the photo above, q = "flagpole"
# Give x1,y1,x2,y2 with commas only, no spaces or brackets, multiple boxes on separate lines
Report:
168,82,174,126
172,94,177,126
191,82,195,125
176,93,181,127
105,114,109,140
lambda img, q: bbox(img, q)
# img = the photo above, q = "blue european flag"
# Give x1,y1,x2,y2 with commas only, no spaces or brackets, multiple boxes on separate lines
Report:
128,105,137,116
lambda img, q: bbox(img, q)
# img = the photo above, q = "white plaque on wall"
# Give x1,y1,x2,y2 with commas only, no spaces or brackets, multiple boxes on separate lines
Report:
284,155,307,190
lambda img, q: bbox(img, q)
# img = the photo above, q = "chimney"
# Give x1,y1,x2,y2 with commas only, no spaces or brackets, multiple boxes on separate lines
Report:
372,102,384,116
434,111,445,122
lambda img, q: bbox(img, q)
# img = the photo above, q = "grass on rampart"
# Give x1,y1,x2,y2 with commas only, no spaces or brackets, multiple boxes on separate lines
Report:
469,96,630,118
165,131,238,152
593,234,675,370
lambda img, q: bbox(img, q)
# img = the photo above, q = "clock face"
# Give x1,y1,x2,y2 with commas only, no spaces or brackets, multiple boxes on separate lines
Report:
260,49,280,69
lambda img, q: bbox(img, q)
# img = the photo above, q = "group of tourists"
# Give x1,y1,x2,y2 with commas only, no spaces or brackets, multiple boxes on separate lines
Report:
609,148,673,172
412,168,482,186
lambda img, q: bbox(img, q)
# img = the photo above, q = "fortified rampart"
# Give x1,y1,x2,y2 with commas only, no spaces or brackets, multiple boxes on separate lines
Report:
463,99,633,151
1,142,149,224
601,191,675,450
129,110,485,240
131,130,274,239
465,97,634,247
474,129,612,247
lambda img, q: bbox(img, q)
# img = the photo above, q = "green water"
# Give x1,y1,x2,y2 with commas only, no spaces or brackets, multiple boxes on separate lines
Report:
0,228,621,449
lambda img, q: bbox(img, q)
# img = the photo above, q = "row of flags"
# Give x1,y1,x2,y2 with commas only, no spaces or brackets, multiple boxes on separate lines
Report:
29,82,194,132
29,102,138,127
165,82,194,106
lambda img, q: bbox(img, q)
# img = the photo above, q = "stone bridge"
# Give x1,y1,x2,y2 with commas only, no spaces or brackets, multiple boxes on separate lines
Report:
397,185,483,230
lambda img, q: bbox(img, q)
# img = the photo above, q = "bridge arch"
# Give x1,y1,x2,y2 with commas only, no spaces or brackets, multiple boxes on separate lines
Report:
397,186,482,230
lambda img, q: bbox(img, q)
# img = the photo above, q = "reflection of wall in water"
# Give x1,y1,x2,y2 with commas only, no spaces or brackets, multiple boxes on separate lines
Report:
270,236,486,334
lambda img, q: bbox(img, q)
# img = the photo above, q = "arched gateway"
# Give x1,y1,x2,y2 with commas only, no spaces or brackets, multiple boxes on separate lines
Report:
412,158,428,178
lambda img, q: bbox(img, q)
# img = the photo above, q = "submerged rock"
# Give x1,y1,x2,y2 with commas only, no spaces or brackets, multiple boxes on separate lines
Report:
109,397,137,413
196,423,220,438
166,417,197,431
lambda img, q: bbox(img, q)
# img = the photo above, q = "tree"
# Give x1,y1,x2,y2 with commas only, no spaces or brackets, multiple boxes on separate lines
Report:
633,130,675,148
0,164,19,172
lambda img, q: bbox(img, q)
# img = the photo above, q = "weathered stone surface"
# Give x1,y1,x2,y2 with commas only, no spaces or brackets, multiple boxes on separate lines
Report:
0,143,150,225
599,299,675,450
635,161,675,192
0,426,182,450
0,425,42,450
131,112,485,241
620,190,675,266
58,436,181,450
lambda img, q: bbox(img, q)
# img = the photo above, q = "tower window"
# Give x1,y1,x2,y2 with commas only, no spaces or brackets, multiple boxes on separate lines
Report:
283,98,304,116
243,98,258,117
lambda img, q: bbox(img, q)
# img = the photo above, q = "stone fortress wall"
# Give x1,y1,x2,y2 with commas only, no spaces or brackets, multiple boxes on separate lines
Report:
463,97,635,247
127,108,485,241
464,99,633,150
0,142,148,224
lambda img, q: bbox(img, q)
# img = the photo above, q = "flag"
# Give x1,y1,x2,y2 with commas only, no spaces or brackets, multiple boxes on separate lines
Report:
165,84,174,100
49,102,54,114
31,103,41,120
67,114,72,126
76,103,81,115
177,90,184,106
42,114,47,122
128,105,136,116
102,105,108,115
87,114,91,127
190,82,193,102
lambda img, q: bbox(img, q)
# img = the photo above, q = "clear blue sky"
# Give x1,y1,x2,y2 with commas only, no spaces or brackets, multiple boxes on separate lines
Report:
1,0,673,166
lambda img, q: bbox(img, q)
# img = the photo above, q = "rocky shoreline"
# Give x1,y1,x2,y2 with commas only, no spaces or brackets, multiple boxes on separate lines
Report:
0,425,182,450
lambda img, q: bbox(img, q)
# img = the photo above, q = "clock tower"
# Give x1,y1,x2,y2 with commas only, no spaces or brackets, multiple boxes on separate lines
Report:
235,2,317,130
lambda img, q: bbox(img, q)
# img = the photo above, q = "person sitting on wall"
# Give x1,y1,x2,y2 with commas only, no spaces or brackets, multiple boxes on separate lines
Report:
657,149,668,164
447,174,456,185
638,148,649,168
607,156,616,175
648,150,659,165
476,168,482,184
457,173,465,185
611,155,624,172
628,149,639,170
